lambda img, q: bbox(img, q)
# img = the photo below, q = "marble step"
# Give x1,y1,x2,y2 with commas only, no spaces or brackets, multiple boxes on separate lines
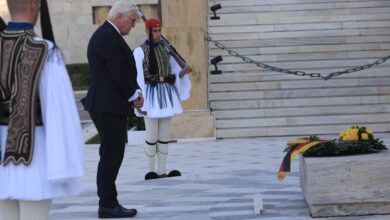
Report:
208,35,390,47
74,90,87,100
213,59,390,73
209,67,390,83
210,28,390,41
214,104,390,119
212,0,377,7
216,123,390,138
215,7,390,18
210,95,390,110
209,50,390,63
209,4,390,18
208,38,390,54
209,23,341,34
209,11,390,27
74,91,90,122
210,29,362,41
210,86,390,101
210,44,390,59
216,113,390,129
210,77,390,93
210,24,390,37
209,41,390,52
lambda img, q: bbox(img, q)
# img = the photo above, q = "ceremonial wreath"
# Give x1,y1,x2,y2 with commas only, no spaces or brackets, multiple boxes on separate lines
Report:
278,126,387,180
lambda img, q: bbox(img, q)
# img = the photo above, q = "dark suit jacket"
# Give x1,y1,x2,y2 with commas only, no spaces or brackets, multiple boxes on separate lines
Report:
82,21,139,116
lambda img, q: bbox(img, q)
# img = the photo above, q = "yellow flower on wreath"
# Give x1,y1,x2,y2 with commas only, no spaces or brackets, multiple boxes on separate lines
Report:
339,128,358,141
338,126,374,141
348,128,358,136
361,133,369,140
338,131,346,138
342,134,359,141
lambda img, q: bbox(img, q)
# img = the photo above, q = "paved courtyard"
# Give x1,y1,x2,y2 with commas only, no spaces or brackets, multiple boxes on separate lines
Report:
50,134,390,220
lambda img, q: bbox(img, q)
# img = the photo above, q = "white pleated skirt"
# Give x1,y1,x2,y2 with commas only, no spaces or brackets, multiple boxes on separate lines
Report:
0,126,82,201
136,82,183,118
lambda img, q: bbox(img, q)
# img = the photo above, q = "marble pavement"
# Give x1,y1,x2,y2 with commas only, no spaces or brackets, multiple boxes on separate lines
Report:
49,134,390,220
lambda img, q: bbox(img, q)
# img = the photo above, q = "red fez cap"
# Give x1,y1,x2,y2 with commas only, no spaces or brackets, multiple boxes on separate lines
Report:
145,18,161,29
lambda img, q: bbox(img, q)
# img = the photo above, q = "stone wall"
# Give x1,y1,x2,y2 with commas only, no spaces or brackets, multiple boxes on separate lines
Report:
0,0,160,64
0,0,214,138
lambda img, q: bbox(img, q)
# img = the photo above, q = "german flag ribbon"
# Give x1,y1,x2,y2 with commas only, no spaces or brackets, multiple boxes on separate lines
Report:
278,139,330,181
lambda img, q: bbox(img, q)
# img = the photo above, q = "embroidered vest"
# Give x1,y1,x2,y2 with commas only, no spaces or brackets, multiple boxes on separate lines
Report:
0,29,48,165
141,43,171,79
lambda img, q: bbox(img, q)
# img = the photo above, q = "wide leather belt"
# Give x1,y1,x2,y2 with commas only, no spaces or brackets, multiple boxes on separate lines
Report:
145,75,176,85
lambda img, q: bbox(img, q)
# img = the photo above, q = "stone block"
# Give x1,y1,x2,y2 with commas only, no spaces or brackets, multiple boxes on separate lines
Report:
299,150,390,217
127,128,146,146
170,111,215,139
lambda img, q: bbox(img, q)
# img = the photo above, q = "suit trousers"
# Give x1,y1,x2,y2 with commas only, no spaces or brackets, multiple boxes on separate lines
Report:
0,199,52,220
89,112,127,208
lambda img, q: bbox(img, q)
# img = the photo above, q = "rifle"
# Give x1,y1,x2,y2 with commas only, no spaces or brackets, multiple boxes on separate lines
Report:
131,0,190,69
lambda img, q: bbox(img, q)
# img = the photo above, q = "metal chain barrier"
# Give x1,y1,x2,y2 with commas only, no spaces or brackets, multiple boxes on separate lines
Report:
205,36,390,80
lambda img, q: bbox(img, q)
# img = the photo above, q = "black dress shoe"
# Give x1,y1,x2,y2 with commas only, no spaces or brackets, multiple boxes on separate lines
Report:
145,171,159,180
168,170,181,177
98,204,137,218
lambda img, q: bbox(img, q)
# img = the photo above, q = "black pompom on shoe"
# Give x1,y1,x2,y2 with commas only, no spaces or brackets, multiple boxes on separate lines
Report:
145,172,159,180
168,170,181,177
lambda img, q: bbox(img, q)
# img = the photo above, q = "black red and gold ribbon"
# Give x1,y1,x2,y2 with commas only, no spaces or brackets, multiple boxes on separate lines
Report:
278,139,330,181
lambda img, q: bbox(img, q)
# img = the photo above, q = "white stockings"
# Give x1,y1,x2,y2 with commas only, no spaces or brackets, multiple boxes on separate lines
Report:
144,117,172,175
0,199,52,220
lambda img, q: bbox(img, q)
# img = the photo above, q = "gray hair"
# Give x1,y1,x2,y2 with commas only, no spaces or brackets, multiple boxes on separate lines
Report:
108,1,136,19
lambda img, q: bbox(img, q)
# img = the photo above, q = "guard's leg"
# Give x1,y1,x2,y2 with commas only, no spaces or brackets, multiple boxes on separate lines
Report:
0,200,19,220
20,200,52,220
144,140,157,173
144,117,159,179
157,117,172,176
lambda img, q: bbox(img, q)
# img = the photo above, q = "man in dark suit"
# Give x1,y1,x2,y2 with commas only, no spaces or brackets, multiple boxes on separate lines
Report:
81,1,143,218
